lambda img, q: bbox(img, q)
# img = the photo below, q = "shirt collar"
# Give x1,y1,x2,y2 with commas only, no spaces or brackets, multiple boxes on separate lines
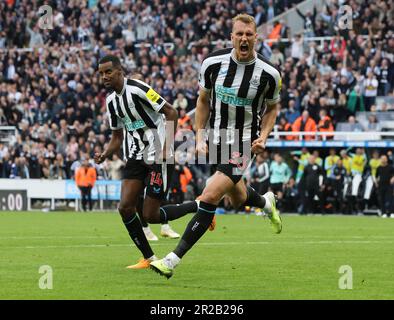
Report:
230,49,256,65
115,78,127,96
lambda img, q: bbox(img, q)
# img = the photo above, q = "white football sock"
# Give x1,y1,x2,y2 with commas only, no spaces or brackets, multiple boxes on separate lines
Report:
164,252,181,269
263,194,271,211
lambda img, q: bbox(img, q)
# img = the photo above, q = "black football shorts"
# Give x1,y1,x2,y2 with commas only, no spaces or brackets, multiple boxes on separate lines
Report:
122,158,174,200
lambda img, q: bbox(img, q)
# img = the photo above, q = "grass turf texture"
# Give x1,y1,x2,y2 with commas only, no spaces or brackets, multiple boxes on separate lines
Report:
0,211,393,300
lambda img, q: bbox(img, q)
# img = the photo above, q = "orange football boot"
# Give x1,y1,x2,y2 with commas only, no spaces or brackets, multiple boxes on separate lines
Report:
209,215,216,231
126,258,151,269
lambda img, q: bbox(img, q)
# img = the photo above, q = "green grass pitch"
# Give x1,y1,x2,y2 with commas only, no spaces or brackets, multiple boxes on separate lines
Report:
0,211,393,300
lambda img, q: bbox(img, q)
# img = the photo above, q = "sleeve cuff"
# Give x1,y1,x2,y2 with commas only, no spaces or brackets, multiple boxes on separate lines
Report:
266,97,281,106
198,84,211,92
156,99,166,113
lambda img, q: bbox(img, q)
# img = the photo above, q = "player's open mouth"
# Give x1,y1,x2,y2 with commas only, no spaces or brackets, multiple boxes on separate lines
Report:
240,44,249,53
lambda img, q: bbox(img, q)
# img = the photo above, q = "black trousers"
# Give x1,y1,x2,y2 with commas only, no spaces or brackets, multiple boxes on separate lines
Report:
378,186,393,215
79,186,93,211
333,180,345,212
306,186,324,214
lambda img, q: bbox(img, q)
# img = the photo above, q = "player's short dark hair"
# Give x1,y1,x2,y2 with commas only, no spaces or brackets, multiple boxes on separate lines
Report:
98,55,122,69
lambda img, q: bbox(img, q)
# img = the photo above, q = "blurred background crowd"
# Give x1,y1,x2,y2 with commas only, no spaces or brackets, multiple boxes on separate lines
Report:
0,0,394,214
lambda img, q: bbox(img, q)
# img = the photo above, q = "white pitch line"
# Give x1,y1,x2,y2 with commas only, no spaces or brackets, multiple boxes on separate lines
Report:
0,235,393,240
2,240,394,250
0,236,115,240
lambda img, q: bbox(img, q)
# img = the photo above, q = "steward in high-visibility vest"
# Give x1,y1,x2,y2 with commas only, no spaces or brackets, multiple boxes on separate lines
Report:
317,109,334,140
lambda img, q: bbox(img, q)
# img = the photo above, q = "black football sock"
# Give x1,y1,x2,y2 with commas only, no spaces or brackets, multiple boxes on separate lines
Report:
123,214,154,259
160,201,198,224
243,186,266,208
136,197,149,227
173,201,216,258
138,214,149,228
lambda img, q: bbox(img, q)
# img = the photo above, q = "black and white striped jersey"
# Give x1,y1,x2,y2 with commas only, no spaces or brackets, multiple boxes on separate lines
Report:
198,48,282,145
105,78,166,161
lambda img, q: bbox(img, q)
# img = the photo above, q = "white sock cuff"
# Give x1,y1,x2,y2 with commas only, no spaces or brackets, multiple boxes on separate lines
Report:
263,194,271,210
167,252,181,266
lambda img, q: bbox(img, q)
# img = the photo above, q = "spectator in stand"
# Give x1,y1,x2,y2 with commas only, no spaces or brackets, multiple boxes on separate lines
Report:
366,114,382,131
49,154,67,179
377,58,392,96
291,33,304,63
277,117,294,141
177,109,193,131
269,45,284,67
317,109,334,140
317,57,333,77
0,152,12,178
363,71,379,111
292,110,317,141
294,5,317,37
284,99,300,124
173,92,188,112
347,115,365,132
106,154,125,180
18,156,30,179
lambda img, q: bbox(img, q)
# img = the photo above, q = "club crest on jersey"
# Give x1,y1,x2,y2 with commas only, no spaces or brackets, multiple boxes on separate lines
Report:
249,75,260,87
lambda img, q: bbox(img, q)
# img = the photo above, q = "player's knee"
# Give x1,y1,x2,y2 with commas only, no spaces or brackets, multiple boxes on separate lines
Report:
118,205,136,220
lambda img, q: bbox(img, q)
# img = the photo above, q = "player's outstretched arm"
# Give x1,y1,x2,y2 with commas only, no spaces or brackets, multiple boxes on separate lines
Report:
94,129,123,164
160,102,178,133
160,103,178,160
252,102,279,154
195,89,210,155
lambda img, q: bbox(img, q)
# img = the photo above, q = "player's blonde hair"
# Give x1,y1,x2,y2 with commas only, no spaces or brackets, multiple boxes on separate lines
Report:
232,14,257,32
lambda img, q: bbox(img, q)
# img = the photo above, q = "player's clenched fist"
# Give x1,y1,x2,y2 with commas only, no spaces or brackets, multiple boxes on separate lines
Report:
251,138,266,155
196,141,208,156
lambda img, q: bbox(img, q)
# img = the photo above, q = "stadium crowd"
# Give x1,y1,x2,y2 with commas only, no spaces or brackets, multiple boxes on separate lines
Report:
0,0,394,214
246,147,394,216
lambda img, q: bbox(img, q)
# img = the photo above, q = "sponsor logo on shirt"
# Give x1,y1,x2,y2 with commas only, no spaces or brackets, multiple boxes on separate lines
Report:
215,85,253,107
123,118,146,131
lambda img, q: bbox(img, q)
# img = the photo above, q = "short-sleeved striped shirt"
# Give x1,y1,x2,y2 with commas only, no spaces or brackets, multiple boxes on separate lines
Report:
105,78,167,161
198,48,282,145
